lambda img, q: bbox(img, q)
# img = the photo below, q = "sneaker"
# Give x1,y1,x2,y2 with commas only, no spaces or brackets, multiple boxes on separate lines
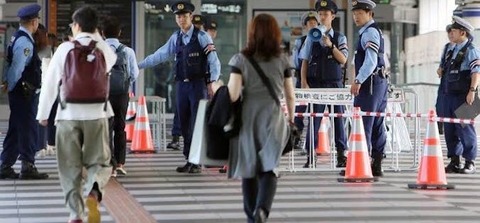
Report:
167,136,181,150
111,169,117,178
46,145,56,156
86,192,100,223
188,164,202,174
19,161,49,180
36,149,46,159
0,166,19,179
461,161,476,174
445,156,462,173
176,162,192,173
116,166,127,176
68,219,83,223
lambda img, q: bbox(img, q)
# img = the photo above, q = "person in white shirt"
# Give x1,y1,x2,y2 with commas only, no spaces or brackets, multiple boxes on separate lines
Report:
36,6,116,223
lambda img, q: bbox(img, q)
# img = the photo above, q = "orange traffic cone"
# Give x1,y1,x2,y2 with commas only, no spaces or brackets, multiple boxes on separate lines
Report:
130,96,155,153
408,110,454,189
316,115,330,155
125,92,136,142
338,107,378,183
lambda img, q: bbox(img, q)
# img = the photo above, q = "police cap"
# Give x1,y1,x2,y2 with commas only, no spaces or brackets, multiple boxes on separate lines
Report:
301,11,319,26
315,0,338,14
172,1,195,14
205,20,218,30
192,14,203,25
17,4,41,20
451,15,474,34
352,0,376,11
446,24,452,32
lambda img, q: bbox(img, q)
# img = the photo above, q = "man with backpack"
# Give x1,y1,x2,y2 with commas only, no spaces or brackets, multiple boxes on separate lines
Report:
101,16,139,177
37,6,117,223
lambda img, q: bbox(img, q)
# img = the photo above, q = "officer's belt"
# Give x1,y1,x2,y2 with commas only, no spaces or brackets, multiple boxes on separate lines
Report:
372,66,387,79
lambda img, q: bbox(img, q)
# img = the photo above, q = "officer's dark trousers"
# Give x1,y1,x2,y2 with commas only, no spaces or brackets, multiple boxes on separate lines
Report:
294,78,306,132
108,93,129,166
176,80,207,159
242,171,277,223
353,75,388,157
47,100,58,146
304,82,348,154
171,110,182,136
1,89,38,166
443,93,477,161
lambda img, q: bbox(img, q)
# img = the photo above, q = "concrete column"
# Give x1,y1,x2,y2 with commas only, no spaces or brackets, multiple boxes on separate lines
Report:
135,0,145,96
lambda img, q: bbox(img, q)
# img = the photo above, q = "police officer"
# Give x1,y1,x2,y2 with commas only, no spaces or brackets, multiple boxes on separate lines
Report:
436,25,455,135
299,0,348,168
442,16,480,174
167,15,204,152
0,4,48,180
204,20,218,40
138,1,221,174
291,11,318,151
350,0,387,177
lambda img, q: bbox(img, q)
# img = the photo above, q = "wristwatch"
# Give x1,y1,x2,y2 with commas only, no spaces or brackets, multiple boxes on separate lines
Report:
470,87,477,92
354,79,361,84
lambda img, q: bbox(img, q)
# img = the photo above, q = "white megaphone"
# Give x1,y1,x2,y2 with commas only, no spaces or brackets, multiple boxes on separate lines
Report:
307,25,327,42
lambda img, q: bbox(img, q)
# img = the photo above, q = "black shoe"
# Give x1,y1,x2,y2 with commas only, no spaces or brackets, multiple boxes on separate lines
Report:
20,161,49,180
336,149,347,168
445,156,462,173
176,162,192,173
371,158,383,177
303,157,316,168
219,166,227,173
0,166,19,179
188,164,202,174
167,136,181,150
461,160,476,174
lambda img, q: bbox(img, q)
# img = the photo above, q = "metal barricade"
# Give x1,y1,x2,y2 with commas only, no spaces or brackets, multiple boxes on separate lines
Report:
279,87,419,173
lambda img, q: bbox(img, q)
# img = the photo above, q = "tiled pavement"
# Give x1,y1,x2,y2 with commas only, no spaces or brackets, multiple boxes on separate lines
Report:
2,120,480,223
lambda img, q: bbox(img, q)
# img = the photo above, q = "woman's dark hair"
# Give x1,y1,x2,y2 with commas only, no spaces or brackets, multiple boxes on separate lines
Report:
241,13,281,60
100,16,121,39
72,6,98,33
34,23,48,50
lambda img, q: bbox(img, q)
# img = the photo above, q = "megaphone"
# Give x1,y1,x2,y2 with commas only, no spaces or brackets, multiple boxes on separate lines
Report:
308,27,323,41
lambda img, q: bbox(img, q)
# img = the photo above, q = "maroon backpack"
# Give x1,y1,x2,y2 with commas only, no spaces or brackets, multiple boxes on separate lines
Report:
61,40,108,106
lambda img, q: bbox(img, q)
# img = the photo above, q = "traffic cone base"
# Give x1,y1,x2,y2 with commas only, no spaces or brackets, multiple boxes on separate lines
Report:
337,151,378,183
130,130,155,154
407,183,455,190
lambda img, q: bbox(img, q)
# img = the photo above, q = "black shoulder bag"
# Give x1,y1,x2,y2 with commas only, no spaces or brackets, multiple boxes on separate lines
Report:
245,55,299,155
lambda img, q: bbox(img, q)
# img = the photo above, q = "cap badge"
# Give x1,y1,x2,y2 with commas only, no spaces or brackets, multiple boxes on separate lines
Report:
320,1,327,7
352,1,358,6
178,3,184,10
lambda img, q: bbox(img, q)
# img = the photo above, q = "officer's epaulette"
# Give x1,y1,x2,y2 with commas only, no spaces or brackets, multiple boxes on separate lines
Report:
198,31,207,37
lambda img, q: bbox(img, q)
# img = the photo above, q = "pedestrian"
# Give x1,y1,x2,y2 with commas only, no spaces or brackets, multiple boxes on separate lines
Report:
299,0,348,168
349,0,388,177
138,1,221,174
100,15,139,177
0,4,48,180
436,25,455,135
442,16,480,174
37,6,117,223
212,13,295,222
204,20,218,39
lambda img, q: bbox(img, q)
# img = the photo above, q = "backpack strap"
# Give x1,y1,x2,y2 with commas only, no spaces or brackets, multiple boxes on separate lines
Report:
116,43,125,53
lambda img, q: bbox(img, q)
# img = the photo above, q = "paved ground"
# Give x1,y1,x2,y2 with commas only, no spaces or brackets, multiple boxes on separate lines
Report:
1,119,480,223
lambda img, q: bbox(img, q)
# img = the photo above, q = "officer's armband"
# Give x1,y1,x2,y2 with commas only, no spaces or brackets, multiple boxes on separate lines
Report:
203,44,216,55
365,41,379,54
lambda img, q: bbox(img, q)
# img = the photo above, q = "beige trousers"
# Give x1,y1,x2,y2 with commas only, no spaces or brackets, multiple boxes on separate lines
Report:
56,119,112,220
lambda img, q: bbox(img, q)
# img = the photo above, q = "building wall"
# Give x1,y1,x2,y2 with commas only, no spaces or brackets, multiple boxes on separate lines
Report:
419,0,456,34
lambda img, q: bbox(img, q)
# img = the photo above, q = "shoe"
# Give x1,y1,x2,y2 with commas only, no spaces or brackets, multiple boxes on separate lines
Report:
219,166,227,173
68,219,83,223
116,165,127,175
176,162,192,173
0,165,19,179
254,208,267,223
167,136,181,150
111,169,117,178
461,160,476,174
445,156,462,173
303,157,316,168
336,149,347,168
46,145,56,156
371,157,383,177
86,191,101,223
188,164,202,174
19,161,49,179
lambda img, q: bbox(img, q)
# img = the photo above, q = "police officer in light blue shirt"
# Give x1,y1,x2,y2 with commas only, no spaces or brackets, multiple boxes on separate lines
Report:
298,0,348,168
1,4,48,180
442,16,480,174
350,0,387,177
138,1,221,174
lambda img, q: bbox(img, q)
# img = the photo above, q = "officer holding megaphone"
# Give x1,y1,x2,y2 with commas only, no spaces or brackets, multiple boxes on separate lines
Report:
298,0,348,168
